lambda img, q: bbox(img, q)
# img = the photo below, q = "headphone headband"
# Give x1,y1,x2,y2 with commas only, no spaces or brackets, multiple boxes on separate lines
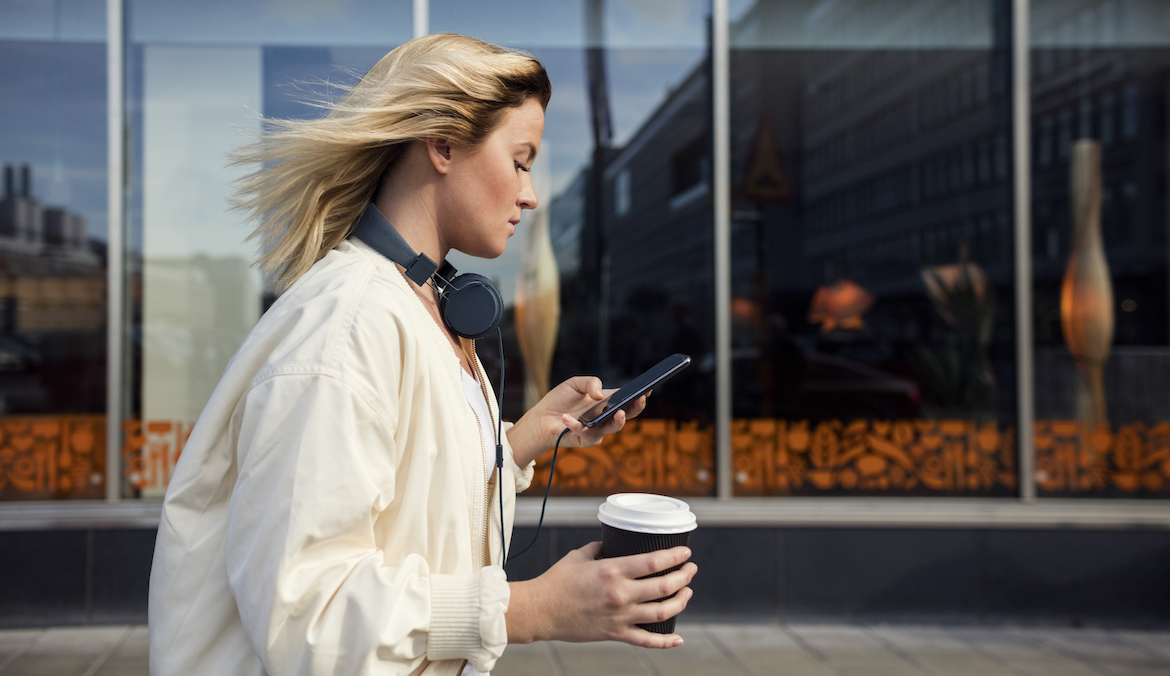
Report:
349,202,504,341
352,203,437,286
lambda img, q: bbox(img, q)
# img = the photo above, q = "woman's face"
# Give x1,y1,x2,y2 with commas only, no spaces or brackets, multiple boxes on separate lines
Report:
439,97,544,258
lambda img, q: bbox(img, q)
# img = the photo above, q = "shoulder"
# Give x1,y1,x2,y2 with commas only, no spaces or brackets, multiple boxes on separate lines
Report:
240,240,426,383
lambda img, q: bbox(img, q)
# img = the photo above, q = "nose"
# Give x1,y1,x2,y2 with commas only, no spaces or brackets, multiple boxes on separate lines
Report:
517,171,538,211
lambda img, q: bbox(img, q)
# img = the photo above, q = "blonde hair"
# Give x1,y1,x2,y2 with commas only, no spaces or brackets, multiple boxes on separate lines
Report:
232,33,551,290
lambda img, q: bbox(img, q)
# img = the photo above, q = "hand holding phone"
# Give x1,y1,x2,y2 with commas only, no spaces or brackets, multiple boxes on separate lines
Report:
577,354,691,428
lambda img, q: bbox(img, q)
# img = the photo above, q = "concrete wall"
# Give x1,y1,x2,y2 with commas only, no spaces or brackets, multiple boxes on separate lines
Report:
3,526,1168,629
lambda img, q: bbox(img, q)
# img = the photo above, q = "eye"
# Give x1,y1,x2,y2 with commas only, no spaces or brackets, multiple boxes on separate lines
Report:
515,162,531,173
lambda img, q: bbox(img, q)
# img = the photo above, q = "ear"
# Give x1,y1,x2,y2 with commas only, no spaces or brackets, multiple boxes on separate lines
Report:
425,138,453,175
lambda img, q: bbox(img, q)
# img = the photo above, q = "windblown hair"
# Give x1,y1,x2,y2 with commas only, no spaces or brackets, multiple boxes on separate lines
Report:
232,33,551,290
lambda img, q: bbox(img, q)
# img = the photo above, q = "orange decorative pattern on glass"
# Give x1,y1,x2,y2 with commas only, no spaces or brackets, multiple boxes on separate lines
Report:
2,416,1165,500
532,419,715,496
1035,421,1170,495
731,419,1018,496
122,420,194,496
0,416,105,500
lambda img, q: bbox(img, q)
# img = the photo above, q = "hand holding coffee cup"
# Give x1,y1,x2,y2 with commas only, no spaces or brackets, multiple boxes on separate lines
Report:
598,493,698,634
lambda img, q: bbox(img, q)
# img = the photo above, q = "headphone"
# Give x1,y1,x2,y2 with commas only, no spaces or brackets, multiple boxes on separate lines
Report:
351,202,504,340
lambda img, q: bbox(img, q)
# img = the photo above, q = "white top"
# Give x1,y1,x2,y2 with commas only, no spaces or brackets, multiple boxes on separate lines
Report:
149,239,535,676
461,369,496,480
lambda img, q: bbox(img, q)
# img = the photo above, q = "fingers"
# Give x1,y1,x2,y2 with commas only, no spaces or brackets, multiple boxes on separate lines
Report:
620,546,693,579
592,408,627,437
560,407,627,447
560,413,588,436
631,587,693,628
628,562,697,603
621,628,686,649
624,392,650,420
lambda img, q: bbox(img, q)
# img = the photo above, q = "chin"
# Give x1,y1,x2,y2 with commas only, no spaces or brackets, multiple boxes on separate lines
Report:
460,241,509,260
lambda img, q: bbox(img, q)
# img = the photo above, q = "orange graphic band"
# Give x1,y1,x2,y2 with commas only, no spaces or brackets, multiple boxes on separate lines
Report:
2,417,1168,500
0,416,105,500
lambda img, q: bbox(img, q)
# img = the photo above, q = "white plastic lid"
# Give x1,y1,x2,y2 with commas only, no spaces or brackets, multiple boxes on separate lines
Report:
597,493,697,534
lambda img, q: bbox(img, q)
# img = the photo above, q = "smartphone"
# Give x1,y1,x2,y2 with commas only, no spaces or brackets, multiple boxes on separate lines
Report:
577,353,691,428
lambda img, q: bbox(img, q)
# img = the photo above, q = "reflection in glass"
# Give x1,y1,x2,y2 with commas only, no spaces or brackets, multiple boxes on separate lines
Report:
1031,0,1170,498
435,0,716,496
0,15,109,500
729,0,1018,496
123,0,409,498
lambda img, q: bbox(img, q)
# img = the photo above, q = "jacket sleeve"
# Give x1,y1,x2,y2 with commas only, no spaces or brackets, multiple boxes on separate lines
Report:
500,421,536,494
226,371,509,675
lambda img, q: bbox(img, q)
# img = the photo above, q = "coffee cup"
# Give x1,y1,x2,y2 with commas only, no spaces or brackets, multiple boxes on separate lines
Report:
597,493,697,634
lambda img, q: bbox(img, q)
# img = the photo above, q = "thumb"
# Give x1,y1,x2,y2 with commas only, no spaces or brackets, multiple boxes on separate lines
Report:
567,376,604,401
574,541,603,560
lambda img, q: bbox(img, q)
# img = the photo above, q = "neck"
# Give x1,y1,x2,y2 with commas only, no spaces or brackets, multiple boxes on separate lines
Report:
373,171,448,269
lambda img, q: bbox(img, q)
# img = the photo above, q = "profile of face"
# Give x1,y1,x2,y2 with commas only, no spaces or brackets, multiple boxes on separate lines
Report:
432,97,545,259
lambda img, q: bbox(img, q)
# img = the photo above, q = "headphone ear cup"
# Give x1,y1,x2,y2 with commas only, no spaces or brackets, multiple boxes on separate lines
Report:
439,273,504,340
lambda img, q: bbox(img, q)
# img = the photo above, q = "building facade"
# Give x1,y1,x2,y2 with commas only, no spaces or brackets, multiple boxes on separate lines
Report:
1,0,1169,627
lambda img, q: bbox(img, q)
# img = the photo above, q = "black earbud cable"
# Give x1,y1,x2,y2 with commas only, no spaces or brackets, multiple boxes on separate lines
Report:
494,327,568,570
495,328,507,568
507,427,569,563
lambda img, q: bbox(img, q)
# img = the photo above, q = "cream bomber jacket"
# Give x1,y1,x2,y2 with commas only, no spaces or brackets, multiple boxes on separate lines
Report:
149,239,535,676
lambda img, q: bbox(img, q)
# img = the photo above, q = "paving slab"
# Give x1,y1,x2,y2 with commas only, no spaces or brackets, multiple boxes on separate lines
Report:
549,641,651,676
869,626,1008,676
946,626,1103,676
1116,632,1170,663
91,626,148,676
0,630,42,670
0,622,1165,676
0,626,127,676
790,625,926,674
637,622,741,676
705,623,835,676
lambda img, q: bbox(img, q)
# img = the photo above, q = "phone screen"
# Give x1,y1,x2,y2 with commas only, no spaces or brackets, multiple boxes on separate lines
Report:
577,353,691,428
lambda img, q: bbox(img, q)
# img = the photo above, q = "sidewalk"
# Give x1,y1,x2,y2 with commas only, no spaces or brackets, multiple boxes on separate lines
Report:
1,622,1168,675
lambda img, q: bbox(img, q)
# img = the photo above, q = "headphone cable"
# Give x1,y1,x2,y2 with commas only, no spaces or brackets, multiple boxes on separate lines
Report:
496,328,507,569
507,427,569,563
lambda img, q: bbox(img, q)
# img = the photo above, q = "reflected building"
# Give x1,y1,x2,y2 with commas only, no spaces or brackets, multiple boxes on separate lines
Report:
547,59,716,422
0,163,105,415
1029,23,1170,423
0,164,101,270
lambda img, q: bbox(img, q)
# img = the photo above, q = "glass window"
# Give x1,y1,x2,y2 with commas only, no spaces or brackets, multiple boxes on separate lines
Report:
0,1,108,501
1031,0,1170,498
729,0,1017,496
432,0,716,497
121,0,411,498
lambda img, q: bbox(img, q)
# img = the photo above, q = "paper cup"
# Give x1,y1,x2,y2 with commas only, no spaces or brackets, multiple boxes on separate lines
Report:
598,493,697,634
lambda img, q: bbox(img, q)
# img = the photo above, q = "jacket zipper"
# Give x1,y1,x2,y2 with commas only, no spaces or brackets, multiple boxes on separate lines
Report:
457,340,496,676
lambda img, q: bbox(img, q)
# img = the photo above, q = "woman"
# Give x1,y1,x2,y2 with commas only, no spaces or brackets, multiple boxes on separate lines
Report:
148,34,696,676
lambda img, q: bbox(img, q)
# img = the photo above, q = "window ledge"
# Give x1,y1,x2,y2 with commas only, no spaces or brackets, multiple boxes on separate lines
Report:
515,496,1170,530
0,497,1167,531
0,500,162,531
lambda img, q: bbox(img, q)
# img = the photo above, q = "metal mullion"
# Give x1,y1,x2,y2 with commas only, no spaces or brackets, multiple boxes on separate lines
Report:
712,0,732,500
413,0,428,39
105,0,125,503
1012,0,1036,502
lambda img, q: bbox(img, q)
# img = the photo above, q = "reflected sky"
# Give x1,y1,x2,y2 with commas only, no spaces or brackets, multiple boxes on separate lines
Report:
431,0,708,49
0,0,105,42
0,40,106,240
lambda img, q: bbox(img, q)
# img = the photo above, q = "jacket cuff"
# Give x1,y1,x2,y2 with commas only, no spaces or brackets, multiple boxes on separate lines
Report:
427,567,510,671
501,422,535,493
